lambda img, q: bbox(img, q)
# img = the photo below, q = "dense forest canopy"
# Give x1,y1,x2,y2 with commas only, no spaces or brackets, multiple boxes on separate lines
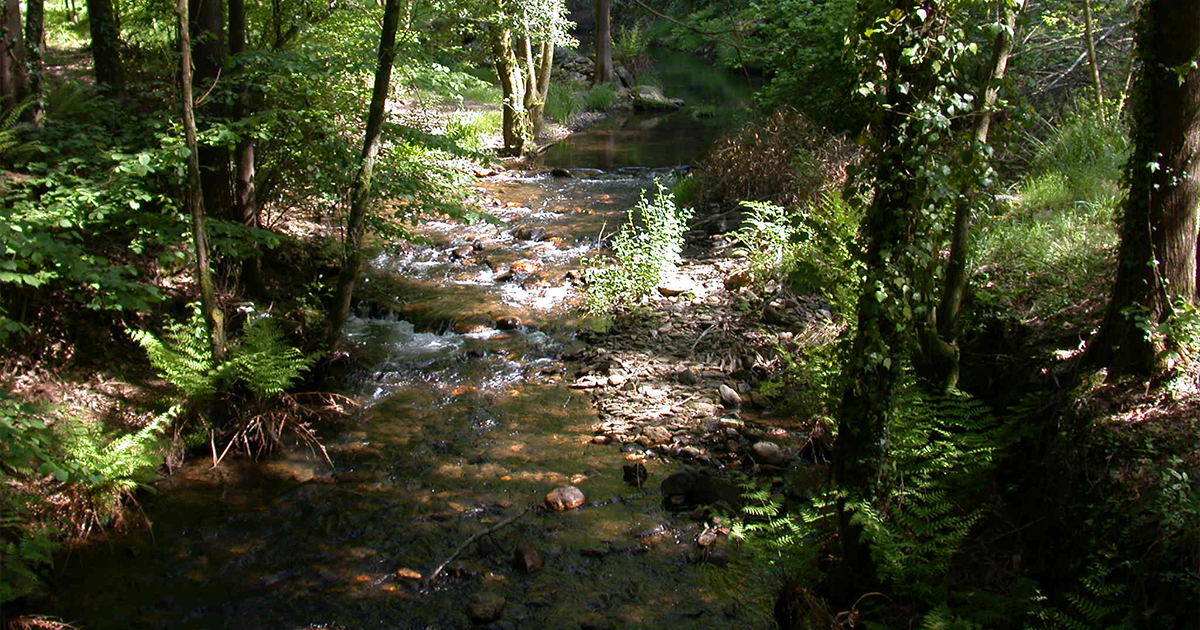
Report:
2,0,1198,628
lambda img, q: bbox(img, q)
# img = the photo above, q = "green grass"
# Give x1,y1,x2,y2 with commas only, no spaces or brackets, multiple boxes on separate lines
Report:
446,111,501,153
969,100,1126,327
584,84,619,111
545,82,583,125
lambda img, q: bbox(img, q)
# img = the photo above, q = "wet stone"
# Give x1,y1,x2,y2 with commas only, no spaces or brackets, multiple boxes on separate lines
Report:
622,463,648,486
544,485,586,510
512,543,544,573
751,441,789,466
451,245,475,260
642,425,672,444
514,225,547,241
469,592,506,623
494,315,522,330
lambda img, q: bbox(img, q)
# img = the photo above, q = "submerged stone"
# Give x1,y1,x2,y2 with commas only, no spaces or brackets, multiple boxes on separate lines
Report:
544,485,586,510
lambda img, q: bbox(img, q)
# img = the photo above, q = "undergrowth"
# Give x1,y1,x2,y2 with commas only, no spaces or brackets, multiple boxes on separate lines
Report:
583,182,693,314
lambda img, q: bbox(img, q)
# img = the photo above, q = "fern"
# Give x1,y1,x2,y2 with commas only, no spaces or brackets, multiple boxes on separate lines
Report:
1030,554,1134,630
856,382,1010,600
58,408,174,523
130,306,312,402
231,317,316,397
129,307,228,399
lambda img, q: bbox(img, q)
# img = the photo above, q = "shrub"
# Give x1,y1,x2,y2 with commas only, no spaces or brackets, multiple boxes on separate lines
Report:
732,191,861,310
701,107,859,210
446,111,501,153
583,182,694,314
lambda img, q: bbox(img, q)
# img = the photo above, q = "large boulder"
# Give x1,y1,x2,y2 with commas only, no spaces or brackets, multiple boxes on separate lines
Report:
630,85,684,111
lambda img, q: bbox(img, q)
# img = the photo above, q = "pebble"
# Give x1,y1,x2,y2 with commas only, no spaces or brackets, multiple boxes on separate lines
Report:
591,435,611,445
642,425,672,444
751,441,789,466
544,485,586,510
718,384,742,407
512,543,544,573
469,592,506,623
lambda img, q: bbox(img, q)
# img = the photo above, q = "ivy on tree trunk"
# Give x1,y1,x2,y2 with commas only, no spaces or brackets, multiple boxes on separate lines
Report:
1091,0,1200,376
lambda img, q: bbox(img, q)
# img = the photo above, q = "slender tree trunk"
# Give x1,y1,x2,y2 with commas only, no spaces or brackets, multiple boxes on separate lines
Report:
593,0,615,85
191,0,234,223
1091,0,1200,376
1082,0,1104,112
919,0,1020,389
493,27,530,156
24,0,42,120
178,0,226,362
86,0,121,90
531,41,554,136
1,0,27,106
326,0,403,347
229,0,266,297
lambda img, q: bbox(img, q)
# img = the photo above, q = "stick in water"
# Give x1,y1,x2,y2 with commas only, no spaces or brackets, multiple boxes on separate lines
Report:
422,505,532,587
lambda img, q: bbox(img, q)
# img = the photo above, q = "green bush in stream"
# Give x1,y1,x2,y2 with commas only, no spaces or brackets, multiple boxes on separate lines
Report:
583,182,693,314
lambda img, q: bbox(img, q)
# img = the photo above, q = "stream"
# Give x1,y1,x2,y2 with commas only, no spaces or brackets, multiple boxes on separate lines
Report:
40,54,764,630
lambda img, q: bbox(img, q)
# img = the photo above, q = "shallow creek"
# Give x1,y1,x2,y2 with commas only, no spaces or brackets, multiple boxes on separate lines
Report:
43,61,762,630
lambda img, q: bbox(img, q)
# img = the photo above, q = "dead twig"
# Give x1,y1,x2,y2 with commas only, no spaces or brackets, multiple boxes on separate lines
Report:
422,505,532,587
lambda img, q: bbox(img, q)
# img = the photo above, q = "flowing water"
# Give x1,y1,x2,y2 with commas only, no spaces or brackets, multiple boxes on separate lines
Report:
40,54,760,630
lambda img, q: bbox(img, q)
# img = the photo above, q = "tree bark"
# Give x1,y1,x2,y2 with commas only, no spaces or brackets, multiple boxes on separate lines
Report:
593,0,615,85
1082,0,1104,112
24,0,43,120
190,0,235,223
178,0,226,362
1,0,28,106
229,0,266,297
919,0,1020,389
326,0,403,348
86,0,121,90
530,40,554,136
1091,0,1200,376
493,27,530,156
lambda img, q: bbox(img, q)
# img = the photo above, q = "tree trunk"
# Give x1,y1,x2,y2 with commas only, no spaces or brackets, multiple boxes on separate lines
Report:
493,27,530,156
24,0,43,120
326,0,403,348
593,0,614,85
178,0,226,362
1,0,27,106
1082,0,1104,112
530,41,554,136
191,0,234,223
919,0,1019,389
1091,0,1200,376
229,0,266,297
86,0,121,90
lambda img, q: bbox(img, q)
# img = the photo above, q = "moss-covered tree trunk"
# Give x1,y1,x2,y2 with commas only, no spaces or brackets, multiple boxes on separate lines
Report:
86,0,121,90
178,0,226,362
24,0,44,120
1091,0,1200,376
494,27,530,156
1,0,28,106
831,0,944,604
326,0,403,348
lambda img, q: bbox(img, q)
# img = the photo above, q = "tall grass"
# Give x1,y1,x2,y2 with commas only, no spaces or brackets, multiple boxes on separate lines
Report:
545,82,582,125
584,84,619,111
970,102,1127,325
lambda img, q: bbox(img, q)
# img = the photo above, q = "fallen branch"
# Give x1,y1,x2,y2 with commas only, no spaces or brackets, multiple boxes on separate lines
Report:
422,505,532,587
